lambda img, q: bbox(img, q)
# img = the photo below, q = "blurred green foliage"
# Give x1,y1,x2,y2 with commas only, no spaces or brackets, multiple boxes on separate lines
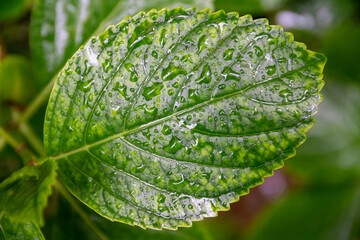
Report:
248,186,360,240
0,55,34,104
1,0,360,239
0,0,29,21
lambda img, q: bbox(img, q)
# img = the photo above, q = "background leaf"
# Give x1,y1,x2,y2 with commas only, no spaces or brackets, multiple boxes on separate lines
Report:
286,81,360,185
214,0,287,16
0,160,57,226
30,0,213,87
0,214,45,240
44,8,325,229
0,55,35,104
0,0,30,22
247,185,360,240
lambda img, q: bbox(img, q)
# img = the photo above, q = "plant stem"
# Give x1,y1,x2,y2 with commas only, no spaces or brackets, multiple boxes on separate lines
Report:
18,121,46,157
0,137,6,151
19,76,56,123
54,181,109,240
0,127,36,164
0,127,18,149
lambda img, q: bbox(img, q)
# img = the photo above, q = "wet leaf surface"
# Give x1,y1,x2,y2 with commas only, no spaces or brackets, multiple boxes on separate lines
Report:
30,0,213,86
0,160,57,226
0,214,45,240
43,194,211,240
44,8,326,229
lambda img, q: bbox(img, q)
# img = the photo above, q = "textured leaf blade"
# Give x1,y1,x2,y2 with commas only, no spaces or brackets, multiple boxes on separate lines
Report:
44,8,326,229
0,160,57,226
0,215,45,240
30,0,213,86
43,194,211,240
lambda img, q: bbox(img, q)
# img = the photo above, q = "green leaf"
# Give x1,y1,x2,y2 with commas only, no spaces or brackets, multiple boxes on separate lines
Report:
0,214,45,240
43,194,212,240
247,186,360,240
30,0,213,86
322,22,360,83
0,55,35,104
0,160,57,226
44,8,326,229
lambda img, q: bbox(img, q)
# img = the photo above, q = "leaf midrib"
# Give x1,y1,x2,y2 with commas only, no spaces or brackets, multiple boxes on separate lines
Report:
50,58,320,160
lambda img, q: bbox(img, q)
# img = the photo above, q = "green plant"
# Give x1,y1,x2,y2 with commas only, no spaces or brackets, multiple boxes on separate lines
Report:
0,1,326,239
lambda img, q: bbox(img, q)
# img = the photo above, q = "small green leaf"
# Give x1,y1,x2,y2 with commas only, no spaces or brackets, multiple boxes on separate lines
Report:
44,8,326,229
0,160,57,226
30,0,213,86
0,214,45,240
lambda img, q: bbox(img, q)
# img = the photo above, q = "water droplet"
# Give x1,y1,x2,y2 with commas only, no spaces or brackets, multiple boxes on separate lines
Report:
254,46,263,57
279,88,293,101
223,48,235,61
151,50,158,59
181,54,193,63
153,176,161,184
79,79,94,93
112,82,128,99
266,65,276,75
219,173,227,183
162,125,172,135
75,66,82,75
161,62,187,81
159,28,167,47
184,38,195,47
168,89,175,95
150,12,158,20
188,89,199,101
197,35,208,53
158,206,169,212
88,93,94,102
278,57,286,63
195,64,212,84
157,194,166,204
143,82,164,100
163,136,184,154
125,63,139,82
135,164,146,173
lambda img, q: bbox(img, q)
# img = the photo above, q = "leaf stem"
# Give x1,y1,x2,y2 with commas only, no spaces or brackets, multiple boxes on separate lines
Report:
0,127,18,149
19,75,56,123
0,127,36,164
18,121,46,157
54,181,109,240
